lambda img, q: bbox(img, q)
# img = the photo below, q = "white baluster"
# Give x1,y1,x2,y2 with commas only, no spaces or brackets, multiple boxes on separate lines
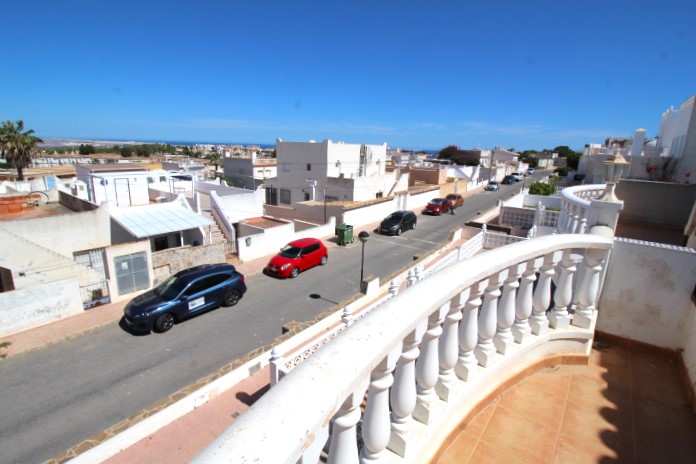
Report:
455,282,485,381
494,264,524,354
389,279,399,297
530,252,558,335
549,250,576,329
389,321,426,457
407,268,417,287
328,386,366,464
415,264,425,281
573,248,607,328
511,259,539,343
578,217,588,234
436,296,462,401
360,348,400,463
475,273,502,367
413,303,448,424
342,307,354,326
269,346,284,386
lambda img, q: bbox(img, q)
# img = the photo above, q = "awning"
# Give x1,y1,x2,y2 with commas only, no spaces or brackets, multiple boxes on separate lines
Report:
110,202,213,238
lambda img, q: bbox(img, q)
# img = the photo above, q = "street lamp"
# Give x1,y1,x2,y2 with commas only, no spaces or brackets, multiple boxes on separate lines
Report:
358,231,370,291
599,154,629,202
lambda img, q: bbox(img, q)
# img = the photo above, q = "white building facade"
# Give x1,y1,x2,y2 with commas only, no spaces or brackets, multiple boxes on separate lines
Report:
265,139,398,205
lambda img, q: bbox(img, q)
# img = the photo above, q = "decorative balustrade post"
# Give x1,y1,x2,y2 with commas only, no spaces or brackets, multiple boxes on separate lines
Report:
511,259,539,343
342,307,354,327
530,252,559,335
413,303,449,425
407,268,417,287
494,264,524,354
569,207,580,234
578,217,588,234
455,282,486,381
475,273,503,367
558,202,568,232
549,250,576,329
269,347,285,386
573,248,608,328
415,264,425,282
360,348,401,463
388,321,427,457
388,279,399,297
436,295,462,401
328,382,368,464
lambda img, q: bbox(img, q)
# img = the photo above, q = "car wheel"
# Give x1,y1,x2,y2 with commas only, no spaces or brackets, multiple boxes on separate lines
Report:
412,221,416,230
154,313,175,333
396,227,401,236
223,289,241,307
290,267,300,278
320,255,328,265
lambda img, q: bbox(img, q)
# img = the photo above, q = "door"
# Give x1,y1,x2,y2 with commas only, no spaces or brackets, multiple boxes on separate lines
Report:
114,252,150,296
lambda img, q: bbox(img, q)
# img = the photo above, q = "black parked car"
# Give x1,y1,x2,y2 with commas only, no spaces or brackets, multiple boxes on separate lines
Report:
379,210,417,235
123,263,247,333
502,175,516,185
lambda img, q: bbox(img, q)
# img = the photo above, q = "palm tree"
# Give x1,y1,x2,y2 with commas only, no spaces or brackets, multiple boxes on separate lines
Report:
0,120,43,181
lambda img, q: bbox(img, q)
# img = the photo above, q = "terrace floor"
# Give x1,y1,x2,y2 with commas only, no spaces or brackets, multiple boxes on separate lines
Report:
437,337,696,464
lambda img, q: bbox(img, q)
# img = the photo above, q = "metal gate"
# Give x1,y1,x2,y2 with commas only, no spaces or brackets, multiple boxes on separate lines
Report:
75,248,111,309
114,252,150,296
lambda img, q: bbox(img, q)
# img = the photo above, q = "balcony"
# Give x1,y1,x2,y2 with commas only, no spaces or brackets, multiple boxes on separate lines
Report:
75,184,696,463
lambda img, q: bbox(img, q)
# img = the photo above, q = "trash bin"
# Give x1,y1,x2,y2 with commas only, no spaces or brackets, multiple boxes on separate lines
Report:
335,224,354,246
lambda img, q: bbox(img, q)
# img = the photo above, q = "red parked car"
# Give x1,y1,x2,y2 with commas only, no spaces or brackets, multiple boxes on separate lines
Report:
424,198,451,215
265,238,328,278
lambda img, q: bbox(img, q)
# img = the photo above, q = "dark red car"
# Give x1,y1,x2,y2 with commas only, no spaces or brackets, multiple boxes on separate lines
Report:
424,198,451,215
265,238,328,278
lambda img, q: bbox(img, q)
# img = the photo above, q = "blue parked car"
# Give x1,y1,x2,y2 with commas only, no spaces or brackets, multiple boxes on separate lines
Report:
123,263,247,333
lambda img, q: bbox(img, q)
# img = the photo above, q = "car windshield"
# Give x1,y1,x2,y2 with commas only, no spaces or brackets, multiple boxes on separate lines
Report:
154,275,187,301
429,199,445,205
385,212,403,221
279,245,302,258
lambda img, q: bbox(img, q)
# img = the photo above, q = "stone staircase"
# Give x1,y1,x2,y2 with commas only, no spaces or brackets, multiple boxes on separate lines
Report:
200,210,234,257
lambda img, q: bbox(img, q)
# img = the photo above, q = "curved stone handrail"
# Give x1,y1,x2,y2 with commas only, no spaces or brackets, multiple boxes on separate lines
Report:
558,184,607,233
194,233,613,464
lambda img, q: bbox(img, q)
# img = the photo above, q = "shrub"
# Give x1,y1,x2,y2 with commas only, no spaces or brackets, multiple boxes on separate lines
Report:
528,182,557,196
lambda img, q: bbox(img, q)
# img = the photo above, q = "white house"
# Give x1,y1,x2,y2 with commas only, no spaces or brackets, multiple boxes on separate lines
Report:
222,153,277,190
265,139,402,205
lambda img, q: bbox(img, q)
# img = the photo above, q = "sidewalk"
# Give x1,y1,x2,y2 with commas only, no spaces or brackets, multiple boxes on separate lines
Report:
6,189,489,463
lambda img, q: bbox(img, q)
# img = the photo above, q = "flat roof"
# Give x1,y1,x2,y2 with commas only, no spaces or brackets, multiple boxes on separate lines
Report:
110,202,212,238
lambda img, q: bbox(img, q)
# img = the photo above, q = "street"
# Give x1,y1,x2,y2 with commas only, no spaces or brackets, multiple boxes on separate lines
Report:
0,174,541,464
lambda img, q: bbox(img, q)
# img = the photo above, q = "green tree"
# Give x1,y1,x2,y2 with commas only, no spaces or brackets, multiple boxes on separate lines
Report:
78,143,96,155
205,149,223,171
0,120,43,181
438,145,459,160
528,182,557,196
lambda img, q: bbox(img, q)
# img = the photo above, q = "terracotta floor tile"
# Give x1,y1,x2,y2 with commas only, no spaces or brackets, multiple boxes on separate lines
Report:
560,400,633,451
633,399,696,459
497,378,567,430
468,439,527,464
462,399,498,439
554,430,631,464
567,375,632,411
480,404,557,464
593,343,630,368
438,430,478,464
523,365,573,399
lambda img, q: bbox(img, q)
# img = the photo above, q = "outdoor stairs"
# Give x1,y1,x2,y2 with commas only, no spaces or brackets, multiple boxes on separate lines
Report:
200,210,231,249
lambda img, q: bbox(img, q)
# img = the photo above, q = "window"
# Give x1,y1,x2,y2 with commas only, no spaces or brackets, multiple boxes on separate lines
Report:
304,192,310,201
306,164,311,171
280,189,291,205
303,244,319,255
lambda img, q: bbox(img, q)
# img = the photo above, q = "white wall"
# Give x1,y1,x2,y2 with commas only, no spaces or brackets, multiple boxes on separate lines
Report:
210,189,265,224
597,239,696,349
0,279,83,337
658,95,694,157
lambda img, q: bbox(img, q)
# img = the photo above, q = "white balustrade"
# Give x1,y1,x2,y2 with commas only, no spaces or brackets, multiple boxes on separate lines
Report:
194,234,613,464
549,250,576,329
494,263,524,354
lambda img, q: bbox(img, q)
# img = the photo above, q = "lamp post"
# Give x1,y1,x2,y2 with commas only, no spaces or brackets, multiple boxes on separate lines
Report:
358,231,369,291
599,154,629,202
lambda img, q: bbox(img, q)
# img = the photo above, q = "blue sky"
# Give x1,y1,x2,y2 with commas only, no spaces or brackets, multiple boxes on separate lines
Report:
2,1,695,151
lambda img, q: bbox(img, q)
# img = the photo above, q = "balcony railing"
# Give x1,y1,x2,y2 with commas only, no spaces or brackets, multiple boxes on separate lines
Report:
194,232,613,463
558,184,608,234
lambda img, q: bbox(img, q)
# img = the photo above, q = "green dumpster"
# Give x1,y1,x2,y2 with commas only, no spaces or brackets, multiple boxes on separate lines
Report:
335,224,354,246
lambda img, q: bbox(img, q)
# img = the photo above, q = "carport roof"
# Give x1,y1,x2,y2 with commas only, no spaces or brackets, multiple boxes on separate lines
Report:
110,202,212,238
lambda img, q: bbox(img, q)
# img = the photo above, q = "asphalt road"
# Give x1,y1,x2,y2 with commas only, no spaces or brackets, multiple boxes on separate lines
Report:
0,173,542,464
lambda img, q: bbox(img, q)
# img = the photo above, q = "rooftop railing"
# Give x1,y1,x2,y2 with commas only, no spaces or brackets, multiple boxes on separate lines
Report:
194,232,613,463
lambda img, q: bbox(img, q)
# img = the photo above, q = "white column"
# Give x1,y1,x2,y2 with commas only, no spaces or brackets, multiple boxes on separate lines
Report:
511,259,539,343
549,250,576,329
475,274,502,367
436,295,463,401
530,252,558,335
328,388,365,464
573,248,607,328
389,321,426,457
455,282,485,381
360,349,400,463
494,264,524,354
413,303,448,424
